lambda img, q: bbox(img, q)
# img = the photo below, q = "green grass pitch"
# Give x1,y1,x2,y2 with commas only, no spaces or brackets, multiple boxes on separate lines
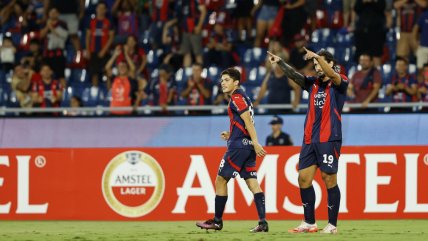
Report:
0,220,427,241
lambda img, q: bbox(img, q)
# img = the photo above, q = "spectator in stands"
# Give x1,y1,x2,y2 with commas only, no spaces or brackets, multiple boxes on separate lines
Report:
20,39,43,72
254,55,302,113
394,0,426,60
0,36,16,73
304,0,318,32
347,53,382,109
39,8,68,87
343,0,356,31
413,8,428,74
416,63,428,104
45,0,84,52
234,0,254,42
289,34,312,75
31,64,63,109
161,18,183,72
0,0,23,32
81,71,109,113
354,0,387,67
213,91,230,105
117,35,147,82
265,39,289,72
112,0,139,43
385,57,417,109
252,0,282,47
173,0,207,67
280,0,307,48
149,64,176,113
66,96,84,116
85,1,114,89
11,64,33,108
180,63,213,113
105,46,139,115
204,22,234,69
265,115,293,146
25,0,45,31
149,0,174,49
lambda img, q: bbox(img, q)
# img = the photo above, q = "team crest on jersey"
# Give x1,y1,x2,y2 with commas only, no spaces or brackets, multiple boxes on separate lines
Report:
102,151,165,218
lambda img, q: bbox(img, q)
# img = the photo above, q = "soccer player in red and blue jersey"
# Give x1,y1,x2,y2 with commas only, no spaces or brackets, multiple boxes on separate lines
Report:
268,48,348,234
196,67,268,232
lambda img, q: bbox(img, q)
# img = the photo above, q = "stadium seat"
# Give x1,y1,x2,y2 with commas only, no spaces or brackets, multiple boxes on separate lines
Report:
242,47,267,68
346,65,358,80
0,86,9,108
245,66,266,86
207,66,220,82
69,69,89,88
381,64,392,84
61,86,74,107
243,85,261,102
311,28,334,48
409,64,417,75
146,49,164,71
174,67,191,92
81,86,109,107
336,32,353,47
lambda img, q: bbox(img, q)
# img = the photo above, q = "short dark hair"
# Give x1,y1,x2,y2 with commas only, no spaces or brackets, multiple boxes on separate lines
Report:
395,56,409,65
359,52,373,60
316,49,336,65
29,39,40,45
192,62,203,69
97,1,107,8
220,67,241,83
423,63,428,69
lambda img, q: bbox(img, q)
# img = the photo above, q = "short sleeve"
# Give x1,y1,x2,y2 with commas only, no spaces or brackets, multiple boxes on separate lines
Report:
304,76,316,91
334,74,349,94
231,94,249,114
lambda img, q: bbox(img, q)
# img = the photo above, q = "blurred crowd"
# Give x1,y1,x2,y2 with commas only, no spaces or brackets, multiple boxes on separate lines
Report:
0,0,427,116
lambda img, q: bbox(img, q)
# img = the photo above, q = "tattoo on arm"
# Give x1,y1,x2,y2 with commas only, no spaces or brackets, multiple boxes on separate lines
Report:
277,60,305,88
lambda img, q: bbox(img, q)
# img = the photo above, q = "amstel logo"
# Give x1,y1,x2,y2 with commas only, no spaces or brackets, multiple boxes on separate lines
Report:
102,151,165,218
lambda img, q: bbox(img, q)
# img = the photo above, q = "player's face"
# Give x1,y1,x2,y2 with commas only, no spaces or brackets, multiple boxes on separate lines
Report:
220,74,238,94
313,56,333,79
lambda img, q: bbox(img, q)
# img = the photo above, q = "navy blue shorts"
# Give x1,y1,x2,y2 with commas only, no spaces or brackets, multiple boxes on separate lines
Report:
218,149,257,179
299,141,342,174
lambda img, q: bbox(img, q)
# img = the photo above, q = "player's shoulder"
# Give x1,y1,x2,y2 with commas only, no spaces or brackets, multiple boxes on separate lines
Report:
231,89,249,100
339,73,349,82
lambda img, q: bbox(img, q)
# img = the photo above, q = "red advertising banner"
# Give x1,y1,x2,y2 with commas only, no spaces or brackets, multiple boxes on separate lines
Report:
0,146,427,220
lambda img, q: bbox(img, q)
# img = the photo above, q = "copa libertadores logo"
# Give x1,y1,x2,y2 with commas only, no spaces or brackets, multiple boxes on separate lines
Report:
102,151,165,218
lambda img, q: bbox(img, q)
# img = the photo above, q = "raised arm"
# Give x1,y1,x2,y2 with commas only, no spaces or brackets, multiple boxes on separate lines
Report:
254,71,270,106
303,47,342,86
267,51,306,88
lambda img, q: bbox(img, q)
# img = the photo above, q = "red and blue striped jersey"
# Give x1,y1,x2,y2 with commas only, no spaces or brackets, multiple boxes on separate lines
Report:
302,75,348,144
227,88,254,150
398,0,423,33
175,0,205,33
88,18,112,53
